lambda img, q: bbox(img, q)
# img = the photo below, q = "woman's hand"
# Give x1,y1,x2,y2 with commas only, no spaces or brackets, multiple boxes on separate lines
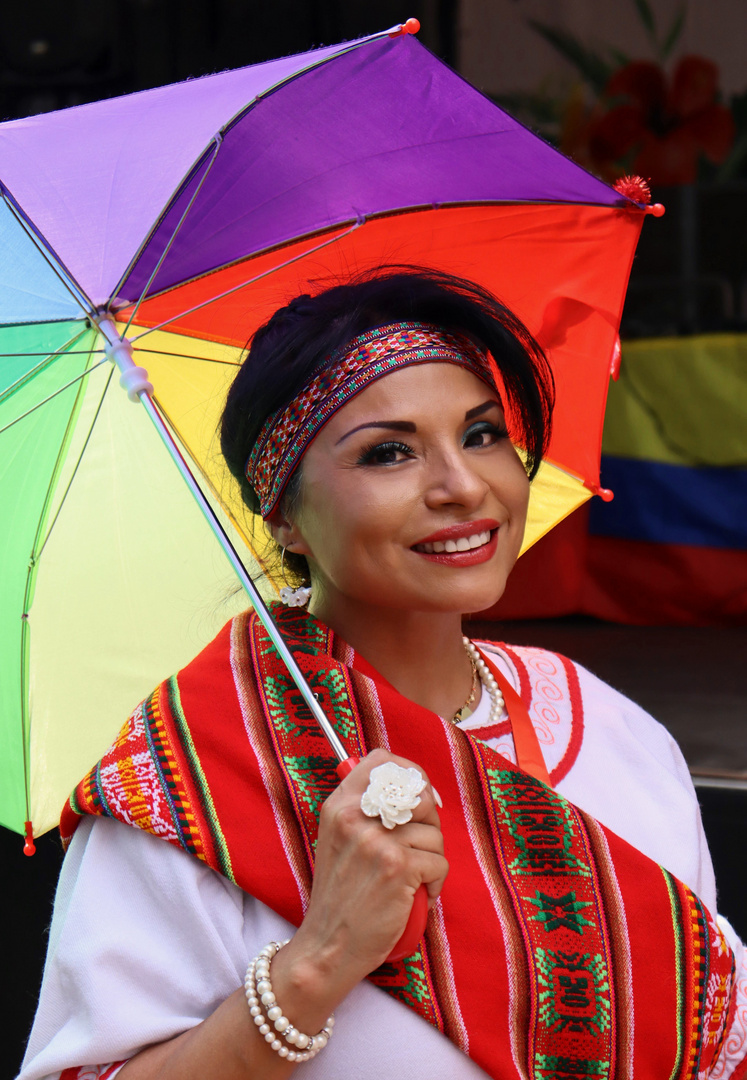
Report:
285,748,448,992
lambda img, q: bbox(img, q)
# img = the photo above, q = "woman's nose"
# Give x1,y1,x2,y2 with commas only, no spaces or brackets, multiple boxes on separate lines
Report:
423,451,489,509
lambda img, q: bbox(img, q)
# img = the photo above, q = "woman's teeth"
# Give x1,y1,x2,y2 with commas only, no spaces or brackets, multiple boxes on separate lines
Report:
414,530,492,554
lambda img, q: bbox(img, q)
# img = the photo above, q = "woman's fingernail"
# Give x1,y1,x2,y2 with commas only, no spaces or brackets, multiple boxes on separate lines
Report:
432,786,443,808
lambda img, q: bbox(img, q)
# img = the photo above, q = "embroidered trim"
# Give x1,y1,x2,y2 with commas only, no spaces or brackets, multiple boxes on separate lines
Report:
250,607,448,1036
474,749,616,1080
444,721,530,1076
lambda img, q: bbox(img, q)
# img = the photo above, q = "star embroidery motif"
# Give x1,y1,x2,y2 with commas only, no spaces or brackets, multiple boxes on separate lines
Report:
526,891,594,934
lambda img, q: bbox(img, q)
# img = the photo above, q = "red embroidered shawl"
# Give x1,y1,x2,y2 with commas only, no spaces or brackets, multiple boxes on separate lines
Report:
61,606,743,1080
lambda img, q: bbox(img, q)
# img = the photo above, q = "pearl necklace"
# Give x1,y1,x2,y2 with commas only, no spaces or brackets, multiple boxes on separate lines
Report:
455,637,506,725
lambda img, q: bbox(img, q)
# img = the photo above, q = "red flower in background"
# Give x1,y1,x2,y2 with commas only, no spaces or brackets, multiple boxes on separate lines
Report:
587,56,735,185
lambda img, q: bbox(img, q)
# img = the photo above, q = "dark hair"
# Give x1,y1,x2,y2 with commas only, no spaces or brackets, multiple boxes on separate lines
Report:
221,267,554,583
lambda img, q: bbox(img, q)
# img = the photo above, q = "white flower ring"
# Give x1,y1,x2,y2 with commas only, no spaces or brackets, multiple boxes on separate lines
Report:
360,762,427,830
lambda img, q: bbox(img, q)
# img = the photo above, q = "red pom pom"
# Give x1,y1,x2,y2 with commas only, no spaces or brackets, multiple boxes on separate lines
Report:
613,175,652,205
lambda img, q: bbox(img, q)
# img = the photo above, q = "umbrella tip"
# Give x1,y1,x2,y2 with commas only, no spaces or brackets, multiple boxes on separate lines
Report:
389,17,420,36
584,482,615,503
23,820,36,857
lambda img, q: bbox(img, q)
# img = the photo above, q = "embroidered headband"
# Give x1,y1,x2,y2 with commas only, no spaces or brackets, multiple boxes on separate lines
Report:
246,320,496,518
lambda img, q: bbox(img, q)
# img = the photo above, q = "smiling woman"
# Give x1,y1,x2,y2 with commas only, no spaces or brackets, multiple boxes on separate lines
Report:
19,270,747,1080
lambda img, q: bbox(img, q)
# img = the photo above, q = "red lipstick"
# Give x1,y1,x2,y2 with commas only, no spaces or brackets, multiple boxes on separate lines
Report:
412,518,499,546
411,519,499,567
413,531,498,567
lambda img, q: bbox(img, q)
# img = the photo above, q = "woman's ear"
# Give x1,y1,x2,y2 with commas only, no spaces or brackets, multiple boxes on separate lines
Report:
265,507,311,557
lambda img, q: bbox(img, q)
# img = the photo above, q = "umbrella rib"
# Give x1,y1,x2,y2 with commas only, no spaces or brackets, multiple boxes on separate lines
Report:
0,329,94,406
0,358,108,436
109,23,414,306
0,349,104,356
35,366,114,562
128,218,363,342
121,134,224,337
18,341,104,834
97,315,349,765
1,192,93,316
19,612,31,829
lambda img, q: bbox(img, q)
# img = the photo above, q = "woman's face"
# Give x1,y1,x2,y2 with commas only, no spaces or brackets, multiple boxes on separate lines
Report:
280,362,529,619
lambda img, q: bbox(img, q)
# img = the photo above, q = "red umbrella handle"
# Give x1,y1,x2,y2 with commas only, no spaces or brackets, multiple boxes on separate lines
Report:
336,755,429,962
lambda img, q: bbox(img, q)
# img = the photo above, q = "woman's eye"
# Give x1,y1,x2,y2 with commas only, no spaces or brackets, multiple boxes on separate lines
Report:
463,421,508,449
357,440,415,466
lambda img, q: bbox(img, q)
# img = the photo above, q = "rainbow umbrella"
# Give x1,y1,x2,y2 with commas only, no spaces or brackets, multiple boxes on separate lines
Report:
0,22,655,845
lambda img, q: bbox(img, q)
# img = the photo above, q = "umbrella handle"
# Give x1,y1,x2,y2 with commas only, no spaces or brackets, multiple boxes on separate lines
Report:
336,756,429,961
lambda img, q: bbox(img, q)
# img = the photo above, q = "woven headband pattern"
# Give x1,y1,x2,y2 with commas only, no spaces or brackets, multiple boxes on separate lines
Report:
246,321,494,518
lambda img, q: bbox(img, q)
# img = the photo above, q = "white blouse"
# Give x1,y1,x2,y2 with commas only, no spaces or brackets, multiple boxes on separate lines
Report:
18,645,747,1080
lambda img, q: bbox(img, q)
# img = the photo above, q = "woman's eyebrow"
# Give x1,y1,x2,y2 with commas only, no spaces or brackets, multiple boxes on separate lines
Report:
465,400,501,420
336,420,416,445
337,401,500,445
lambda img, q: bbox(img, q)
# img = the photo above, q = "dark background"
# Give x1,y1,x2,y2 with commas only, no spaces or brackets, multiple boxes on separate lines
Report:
0,0,456,121
2,4,745,1077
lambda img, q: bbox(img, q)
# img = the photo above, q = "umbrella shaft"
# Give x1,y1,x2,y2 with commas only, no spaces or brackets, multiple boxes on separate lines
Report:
97,317,349,764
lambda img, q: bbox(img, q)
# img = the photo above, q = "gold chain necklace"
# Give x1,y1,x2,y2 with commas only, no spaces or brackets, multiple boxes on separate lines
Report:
451,649,478,724
451,638,507,727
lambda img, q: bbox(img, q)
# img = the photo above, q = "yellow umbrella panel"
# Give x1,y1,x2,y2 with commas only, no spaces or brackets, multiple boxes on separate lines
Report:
17,346,269,837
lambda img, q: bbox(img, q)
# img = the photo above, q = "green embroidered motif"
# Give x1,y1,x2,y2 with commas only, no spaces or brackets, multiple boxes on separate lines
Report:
487,769,591,878
526,891,594,934
402,951,433,1006
537,949,611,1036
261,644,357,742
309,668,358,740
535,1054,611,1080
272,604,329,652
261,674,320,738
373,947,435,1014
284,756,338,818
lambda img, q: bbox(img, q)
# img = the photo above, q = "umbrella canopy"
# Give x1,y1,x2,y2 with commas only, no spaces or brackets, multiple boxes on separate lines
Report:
0,24,651,841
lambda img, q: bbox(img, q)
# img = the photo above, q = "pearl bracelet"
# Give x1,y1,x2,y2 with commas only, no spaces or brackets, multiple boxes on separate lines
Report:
244,940,335,1063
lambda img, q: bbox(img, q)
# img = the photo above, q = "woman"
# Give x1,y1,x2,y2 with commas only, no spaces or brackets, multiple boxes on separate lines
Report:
20,270,746,1080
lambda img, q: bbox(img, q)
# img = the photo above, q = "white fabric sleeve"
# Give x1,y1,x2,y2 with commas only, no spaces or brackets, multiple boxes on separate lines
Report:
18,815,248,1080
19,816,486,1080
554,660,718,913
